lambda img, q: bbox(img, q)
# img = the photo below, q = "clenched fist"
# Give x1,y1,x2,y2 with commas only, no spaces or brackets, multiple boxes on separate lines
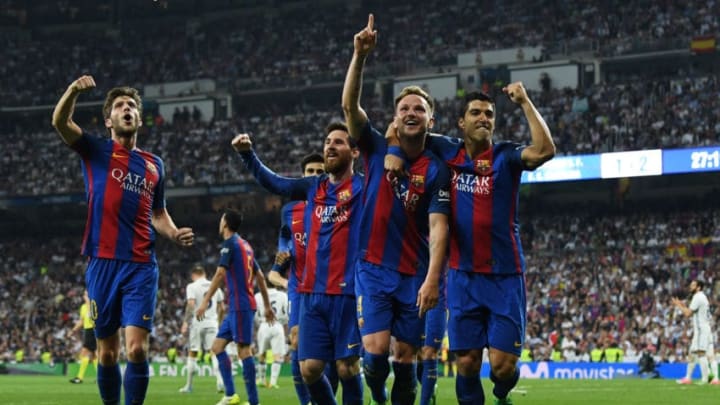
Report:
502,81,529,105
70,75,96,94
231,133,253,152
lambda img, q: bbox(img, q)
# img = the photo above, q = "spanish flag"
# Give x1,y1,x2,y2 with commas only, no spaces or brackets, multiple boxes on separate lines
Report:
691,36,716,53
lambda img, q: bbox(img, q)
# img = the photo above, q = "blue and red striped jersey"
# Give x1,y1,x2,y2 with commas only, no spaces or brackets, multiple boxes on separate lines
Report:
428,135,527,274
358,122,450,276
219,233,259,312
276,201,307,296
240,151,363,296
70,133,166,263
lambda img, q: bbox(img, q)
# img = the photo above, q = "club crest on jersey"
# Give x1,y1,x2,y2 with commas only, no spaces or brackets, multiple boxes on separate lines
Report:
476,159,491,174
146,161,158,175
411,174,425,188
338,189,351,202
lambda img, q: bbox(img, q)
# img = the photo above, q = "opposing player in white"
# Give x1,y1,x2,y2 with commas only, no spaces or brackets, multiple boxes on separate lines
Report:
254,283,289,389
179,265,226,393
672,279,720,385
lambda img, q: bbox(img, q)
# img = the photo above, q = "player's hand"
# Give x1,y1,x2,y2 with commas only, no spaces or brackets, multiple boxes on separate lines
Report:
181,322,188,334
503,82,529,105
274,251,291,267
354,14,377,57
416,279,439,317
671,297,681,307
231,133,253,152
196,303,208,321
264,308,276,325
174,227,194,247
70,75,96,94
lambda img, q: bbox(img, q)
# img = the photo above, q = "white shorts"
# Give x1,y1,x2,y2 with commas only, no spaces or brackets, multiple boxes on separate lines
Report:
226,341,238,356
690,327,713,353
256,322,286,357
189,325,218,352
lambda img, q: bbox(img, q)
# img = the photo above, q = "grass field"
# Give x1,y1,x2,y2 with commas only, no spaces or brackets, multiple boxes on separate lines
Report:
1,375,719,405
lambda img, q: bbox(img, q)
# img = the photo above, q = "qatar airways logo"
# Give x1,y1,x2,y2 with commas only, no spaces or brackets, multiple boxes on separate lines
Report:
386,172,421,211
111,168,154,199
453,172,491,195
314,205,349,224
293,232,307,247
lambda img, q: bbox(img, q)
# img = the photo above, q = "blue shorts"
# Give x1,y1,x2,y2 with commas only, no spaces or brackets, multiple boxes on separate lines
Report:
298,294,361,362
217,310,255,345
423,274,447,349
85,257,158,339
355,260,425,347
447,271,526,356
288,292,301,329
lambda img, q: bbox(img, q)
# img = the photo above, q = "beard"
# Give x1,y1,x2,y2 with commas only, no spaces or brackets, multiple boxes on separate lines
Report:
324,155,351,175
112,116,140,137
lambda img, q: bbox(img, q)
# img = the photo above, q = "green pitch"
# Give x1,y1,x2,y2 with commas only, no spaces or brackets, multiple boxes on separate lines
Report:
0,375,718,404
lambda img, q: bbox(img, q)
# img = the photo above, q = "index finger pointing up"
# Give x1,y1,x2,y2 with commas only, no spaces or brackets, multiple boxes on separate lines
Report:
367,13,374,31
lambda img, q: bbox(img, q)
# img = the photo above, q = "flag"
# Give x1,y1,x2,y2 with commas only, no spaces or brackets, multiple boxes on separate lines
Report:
691,36,716,53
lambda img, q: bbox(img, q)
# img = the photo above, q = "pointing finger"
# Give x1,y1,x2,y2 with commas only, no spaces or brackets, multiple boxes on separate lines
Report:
368,13,374,31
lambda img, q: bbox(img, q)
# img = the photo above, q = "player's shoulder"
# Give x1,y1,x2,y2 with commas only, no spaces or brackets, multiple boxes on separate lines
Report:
494,140,524,154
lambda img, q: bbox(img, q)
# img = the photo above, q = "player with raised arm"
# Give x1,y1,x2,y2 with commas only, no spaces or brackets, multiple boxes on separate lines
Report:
267,153,324,404
179,265,226,394
386,87,555,404
254,281,289,389
196,209,275,405
233,122,365,405
673,279,720,385
52,75,194,405
342,14,451,405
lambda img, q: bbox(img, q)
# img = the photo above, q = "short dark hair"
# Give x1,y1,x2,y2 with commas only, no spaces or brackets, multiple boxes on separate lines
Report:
461,91,494,116
692,279,705,289
325,121,356,148
223,208,243,232
191,265,205,276
103,86,142,119
301,153,324,172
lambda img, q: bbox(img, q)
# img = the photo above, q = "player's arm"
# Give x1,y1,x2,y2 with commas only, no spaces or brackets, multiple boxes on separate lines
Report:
268,251,290,289
254,263,276,325
197,266,226,320
151,208,194,247
417,212,449,315
51,75,96,146
182,297,195,334
72,317,83,333
503,82,556,170
671,297,693,318
341,14,377,140
232,134,310,199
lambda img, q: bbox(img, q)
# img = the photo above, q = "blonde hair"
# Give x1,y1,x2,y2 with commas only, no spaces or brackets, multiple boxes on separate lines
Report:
394,85,435,116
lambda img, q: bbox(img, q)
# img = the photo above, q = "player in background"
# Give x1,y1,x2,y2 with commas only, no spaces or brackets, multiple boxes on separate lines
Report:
342,14,451,405
196,209,275,405
70,289,97,384
672,279,720,385
385,86,555,404
254,280,289,389
267,153,324,404
233,122,365,405
52,75,194,405
179,265,226,393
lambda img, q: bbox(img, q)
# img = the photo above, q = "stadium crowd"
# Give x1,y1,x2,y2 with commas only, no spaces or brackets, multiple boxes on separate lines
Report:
1,207,718,367
2,73,718,197
1,0,718,106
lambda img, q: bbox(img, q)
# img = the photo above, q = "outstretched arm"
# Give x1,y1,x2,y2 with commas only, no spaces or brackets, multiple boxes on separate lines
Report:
232,133,310,199
503,82,556,170
671,297,693,318
52,75,96,145
341,14,377,140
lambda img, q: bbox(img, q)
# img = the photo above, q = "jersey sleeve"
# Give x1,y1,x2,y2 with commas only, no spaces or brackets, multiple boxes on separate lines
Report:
427,160,451,215
186,284,194,301
358,121,387,157
69,132,105,159
426,133,462,162
505,142,527,171
152,156,167,210
689,295,700,313
218,240,232,269
277,205,292,253
239,150,312,200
